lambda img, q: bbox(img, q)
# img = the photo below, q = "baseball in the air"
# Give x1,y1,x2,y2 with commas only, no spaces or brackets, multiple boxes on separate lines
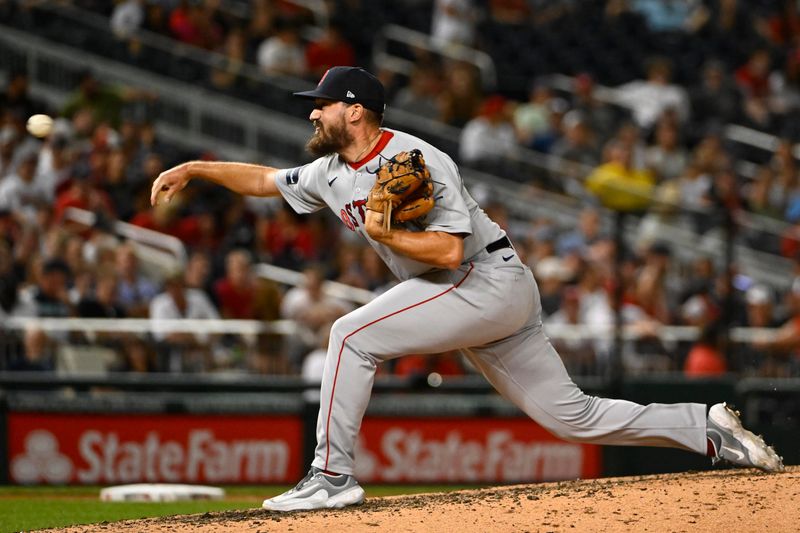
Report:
427,372,443,388
26,114,54,138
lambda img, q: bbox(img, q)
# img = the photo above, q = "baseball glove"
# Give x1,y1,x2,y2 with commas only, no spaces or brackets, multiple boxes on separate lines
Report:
366,149,434,230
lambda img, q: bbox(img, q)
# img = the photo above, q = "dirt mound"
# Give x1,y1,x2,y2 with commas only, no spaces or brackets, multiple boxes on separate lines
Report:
51,467,799,533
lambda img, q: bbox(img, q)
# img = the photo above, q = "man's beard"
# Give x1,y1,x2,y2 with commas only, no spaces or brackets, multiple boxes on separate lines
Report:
306,117,354,157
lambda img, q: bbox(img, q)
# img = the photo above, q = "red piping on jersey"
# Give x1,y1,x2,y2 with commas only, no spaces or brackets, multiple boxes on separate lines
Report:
348,130,394,169
324,262,474,470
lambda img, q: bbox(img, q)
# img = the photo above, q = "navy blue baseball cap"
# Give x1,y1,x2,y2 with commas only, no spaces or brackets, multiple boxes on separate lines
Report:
293,66,385,113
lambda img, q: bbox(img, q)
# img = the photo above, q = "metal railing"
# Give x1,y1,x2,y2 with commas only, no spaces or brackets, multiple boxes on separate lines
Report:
373,24,498,89
63,207,188,269
0,317,793,378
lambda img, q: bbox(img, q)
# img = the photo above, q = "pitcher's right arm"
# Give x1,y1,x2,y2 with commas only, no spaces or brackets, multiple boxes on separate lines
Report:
150,161,280,206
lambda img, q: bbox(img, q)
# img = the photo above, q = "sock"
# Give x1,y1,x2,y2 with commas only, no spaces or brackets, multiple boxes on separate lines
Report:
707,437,717,457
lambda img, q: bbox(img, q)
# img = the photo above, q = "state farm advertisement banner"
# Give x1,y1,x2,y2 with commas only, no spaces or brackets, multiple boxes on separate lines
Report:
8,413,302,485
354,417,601,483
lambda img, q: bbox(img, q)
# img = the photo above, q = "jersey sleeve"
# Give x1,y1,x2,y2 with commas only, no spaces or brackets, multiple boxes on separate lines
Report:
420,151,473,235
274,158,327,214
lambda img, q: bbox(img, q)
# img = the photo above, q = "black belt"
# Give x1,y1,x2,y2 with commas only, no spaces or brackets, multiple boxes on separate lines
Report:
485,236,512,254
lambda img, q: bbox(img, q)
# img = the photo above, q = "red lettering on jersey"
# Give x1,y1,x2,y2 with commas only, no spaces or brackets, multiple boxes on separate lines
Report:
353,198,368,223
340,209,355,231
344,203,359,227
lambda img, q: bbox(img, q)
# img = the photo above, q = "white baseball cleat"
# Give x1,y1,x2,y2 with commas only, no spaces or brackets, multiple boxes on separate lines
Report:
706,402,785,473
262,467,365,512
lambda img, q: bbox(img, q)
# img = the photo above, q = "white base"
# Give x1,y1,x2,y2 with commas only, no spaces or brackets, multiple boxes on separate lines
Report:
100,483,225,502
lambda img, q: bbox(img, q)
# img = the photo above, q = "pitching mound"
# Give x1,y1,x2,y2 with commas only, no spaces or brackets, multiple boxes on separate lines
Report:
51,467,798,533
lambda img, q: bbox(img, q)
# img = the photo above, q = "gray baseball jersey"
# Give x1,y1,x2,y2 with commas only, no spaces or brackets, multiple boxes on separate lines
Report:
275,128,708,475
276,129,504,280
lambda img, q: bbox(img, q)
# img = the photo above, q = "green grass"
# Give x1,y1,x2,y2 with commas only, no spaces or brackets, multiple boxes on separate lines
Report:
0,485,482,532
0,499,252,532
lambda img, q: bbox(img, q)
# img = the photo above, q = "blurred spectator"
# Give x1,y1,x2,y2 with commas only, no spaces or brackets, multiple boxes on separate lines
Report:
523,222,558,266
459,95,516,166
110,0,145,40
214,248,280,320
331,244,363,288
742,284,779,328
585,140,655,212
12,258,72,319
209,26,247,92
0,68,47,120
168,0,223,49
683,322,727,377
259,205,318,270
392,64,442,119
52,166,115,224
280,265,351,368
733,283,783,374
0,149,48,225
735,48,772,100
546,285,597,375
769,141,797,217
62,71,125,127
750,277,800,376
0,126,18,178
256,17,307,77
635,242,673,323
556,206,605,257
512,83,555,149
576,261,614,364
644,119,688,181
431,0,479,48
488,0,530,25
629,0,706,33
34,134,74,202
280,265,351,330
674,161,713,232
551,111,601,169
613,121,647,170
115,242,158,317
142,0,169,34
184,250,215,300
689,60,741,133
0,239,19,316
438,62,482,127
616,57,690,130
359,246,392,293
535,256,569,317
77,268,125,318
571,73,618,139
1,112,43,179
9,327,54,371
736,49,777,130
744,165,783,220
247,0,276,46
149,270,220,371
304,22,355,79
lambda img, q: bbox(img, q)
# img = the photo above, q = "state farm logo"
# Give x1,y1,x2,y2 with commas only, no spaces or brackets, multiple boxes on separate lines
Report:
12,428,291,484
76,429,289,483
11,430,74,484
355,429,584,482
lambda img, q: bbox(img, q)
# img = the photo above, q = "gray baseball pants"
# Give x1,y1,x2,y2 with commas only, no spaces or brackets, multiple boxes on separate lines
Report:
311,250,708,475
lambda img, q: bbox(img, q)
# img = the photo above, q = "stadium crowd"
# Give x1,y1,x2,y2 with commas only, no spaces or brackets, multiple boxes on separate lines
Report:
3,0,800,379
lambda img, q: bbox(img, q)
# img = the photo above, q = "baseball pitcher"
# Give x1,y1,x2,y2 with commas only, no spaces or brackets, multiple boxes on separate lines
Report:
151,67,784,512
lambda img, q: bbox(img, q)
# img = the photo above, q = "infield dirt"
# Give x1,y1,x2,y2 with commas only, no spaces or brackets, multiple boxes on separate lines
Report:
48,466,799,532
